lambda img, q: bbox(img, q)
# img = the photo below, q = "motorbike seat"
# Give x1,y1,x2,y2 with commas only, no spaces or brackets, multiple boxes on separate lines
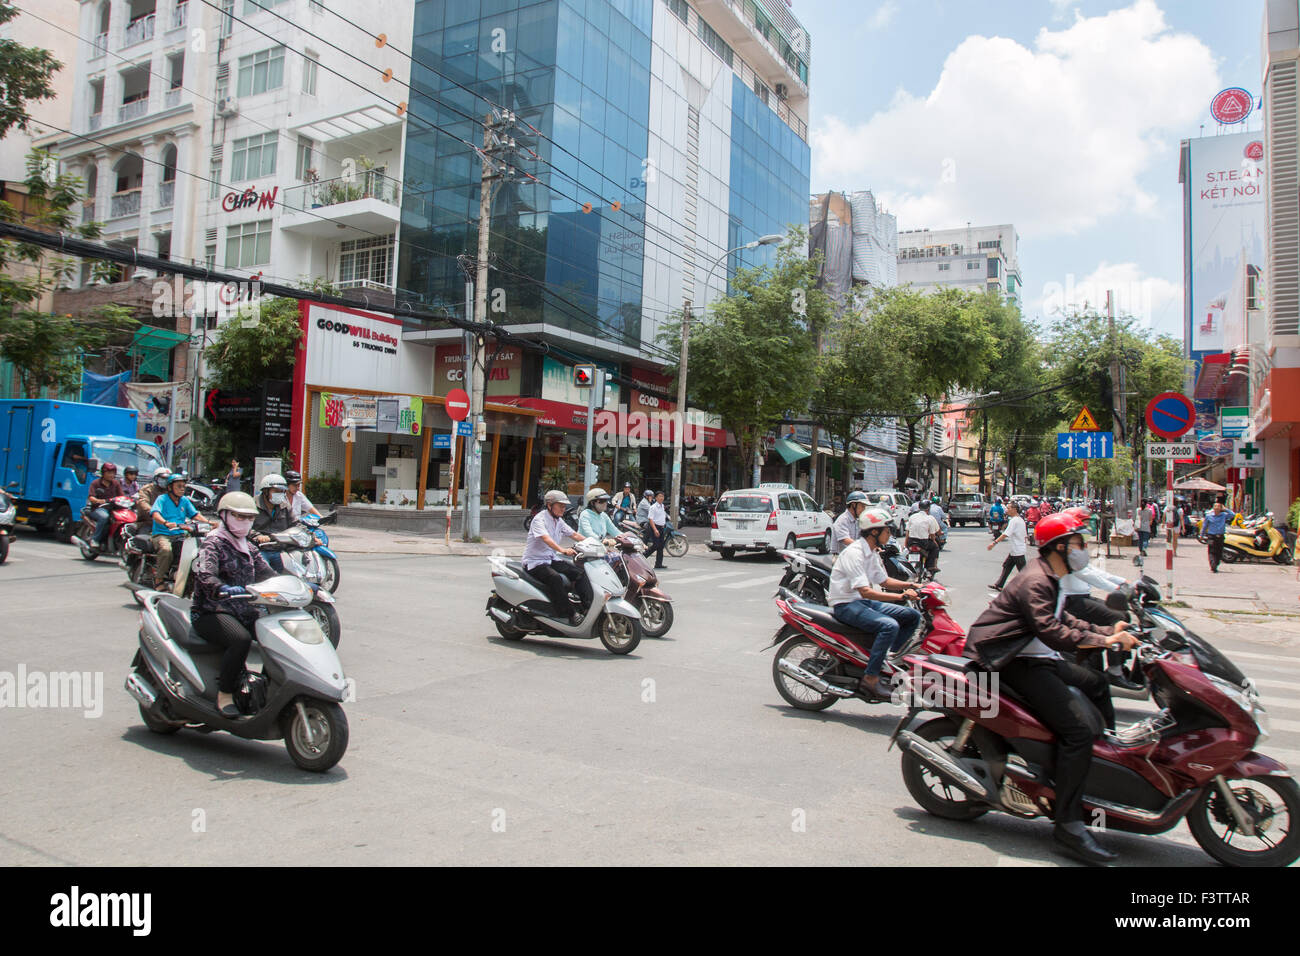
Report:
154,595,216,653
788,602,869,640
506,561,553,593
805,554,834,574
132,534,156,553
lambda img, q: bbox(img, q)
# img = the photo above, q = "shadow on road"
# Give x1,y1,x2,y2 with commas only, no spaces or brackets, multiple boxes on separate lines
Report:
120,726,350,785
484,634,642,660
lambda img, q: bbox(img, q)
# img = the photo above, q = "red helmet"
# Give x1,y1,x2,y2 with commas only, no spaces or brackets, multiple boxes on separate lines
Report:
1064,506,1090,520
1034,511,1086,550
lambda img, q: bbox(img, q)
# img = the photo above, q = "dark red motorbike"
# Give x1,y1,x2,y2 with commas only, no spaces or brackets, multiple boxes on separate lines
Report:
767,582,966,711
891,584,1299,867
72,495,139,561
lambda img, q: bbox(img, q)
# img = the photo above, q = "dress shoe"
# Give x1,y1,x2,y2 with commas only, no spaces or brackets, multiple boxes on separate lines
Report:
1107,672,1144,692
1053,822,1118,865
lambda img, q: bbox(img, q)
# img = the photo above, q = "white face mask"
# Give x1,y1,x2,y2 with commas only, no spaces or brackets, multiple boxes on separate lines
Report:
224,514,254,536
1067,546,1090,572
270,492,287,506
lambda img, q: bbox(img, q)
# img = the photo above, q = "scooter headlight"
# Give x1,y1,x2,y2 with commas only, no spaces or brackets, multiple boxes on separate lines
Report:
282,617,326,645
1206,673,1264,734
289,528,314,548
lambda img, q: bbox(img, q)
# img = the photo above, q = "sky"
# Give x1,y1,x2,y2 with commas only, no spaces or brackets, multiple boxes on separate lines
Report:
792,0,1265,340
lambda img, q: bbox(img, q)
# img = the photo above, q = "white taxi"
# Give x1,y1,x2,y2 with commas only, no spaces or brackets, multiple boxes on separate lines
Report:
708,484,832,558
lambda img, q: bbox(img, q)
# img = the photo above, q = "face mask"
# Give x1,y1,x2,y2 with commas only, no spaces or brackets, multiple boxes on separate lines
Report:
225,514,254,536
1067,547,1090,572
270,492,287,506
595,501,607,510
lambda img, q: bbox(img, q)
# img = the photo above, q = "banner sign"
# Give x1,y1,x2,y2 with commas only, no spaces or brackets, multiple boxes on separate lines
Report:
319,392,423,435
260,380,293,454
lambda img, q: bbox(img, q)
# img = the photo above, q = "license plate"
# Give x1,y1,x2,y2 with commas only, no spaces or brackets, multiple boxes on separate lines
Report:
733,520,751,529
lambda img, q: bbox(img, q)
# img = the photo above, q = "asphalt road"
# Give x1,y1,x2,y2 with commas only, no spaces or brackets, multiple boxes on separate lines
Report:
2,523,1298,866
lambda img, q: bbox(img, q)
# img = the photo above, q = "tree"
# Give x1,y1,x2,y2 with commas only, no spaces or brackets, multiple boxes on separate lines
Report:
205,293,306,389
0,2,60,139
658,231,830,483
0,151,136,396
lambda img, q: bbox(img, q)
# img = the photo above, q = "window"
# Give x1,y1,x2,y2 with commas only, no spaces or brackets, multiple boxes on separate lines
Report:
987,258,1000,278
753,78,769,105
696,18,733,67
230,132,276,180
966,260,980,270
302,54,318,95
799,493,819,512
236,46,285,97
978,239,1001,251
666,0,688,24
205,243,216,269
937,262,950,271
220,0,233,38
209,146,223,199
339,235,394,287
244,0,288,13
215,63,229,102
295,137,314,179
225,219,272,268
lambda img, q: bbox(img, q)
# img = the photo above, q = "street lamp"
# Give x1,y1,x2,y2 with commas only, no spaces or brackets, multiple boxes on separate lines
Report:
670,233,784,517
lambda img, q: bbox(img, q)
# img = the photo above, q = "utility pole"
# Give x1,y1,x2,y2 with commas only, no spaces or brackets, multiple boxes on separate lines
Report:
1107,290,1128,514
670,300,690,521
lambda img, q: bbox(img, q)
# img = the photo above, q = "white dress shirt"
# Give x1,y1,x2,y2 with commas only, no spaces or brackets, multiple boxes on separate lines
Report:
828,539,887,606
522,510,576,568
907,511,939,539
1004,515,1027,556
648,501,666,527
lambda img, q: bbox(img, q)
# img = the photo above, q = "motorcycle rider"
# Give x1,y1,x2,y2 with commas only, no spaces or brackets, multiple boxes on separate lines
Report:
283,470,321,521
965,510,1138,865
150,473,215,591
120,465,140,497
831,490,869,555
614,483,635,521
636,489,654,523
190,491,278,718
1055,510,1140,691
579,487,622,541
136,466,171,522
827,507,920,700
253,474,294,571
988,496,1007,534
524,489,592,625
905,501,942,573
86,462,124,551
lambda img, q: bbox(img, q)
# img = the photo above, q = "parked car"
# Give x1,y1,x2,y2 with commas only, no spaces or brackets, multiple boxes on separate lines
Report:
947,491,988,527
709,484,831,558
863,490,913,535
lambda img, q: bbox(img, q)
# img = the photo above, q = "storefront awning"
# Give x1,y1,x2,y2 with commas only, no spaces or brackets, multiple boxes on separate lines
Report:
811,444,884,463
775,437,811,463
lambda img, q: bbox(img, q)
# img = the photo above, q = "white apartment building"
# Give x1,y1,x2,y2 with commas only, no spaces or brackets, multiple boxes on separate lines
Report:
50,0,414,380
896,223,1022,306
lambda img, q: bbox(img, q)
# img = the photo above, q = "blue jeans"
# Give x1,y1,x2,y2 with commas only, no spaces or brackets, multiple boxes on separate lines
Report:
1137,530,1150,552
91,507,112,545
831,599,922,676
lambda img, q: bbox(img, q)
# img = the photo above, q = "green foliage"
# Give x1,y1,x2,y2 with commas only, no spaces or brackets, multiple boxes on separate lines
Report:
543,466,568,491
206,296,302,389
187,417,239,476
1060,445,1134,490
658,230,830,480
619,462,642,491
305,471,345,505
1045,474,1063,495
0,3,60,139
0,151,137,396
1287,499,1300,532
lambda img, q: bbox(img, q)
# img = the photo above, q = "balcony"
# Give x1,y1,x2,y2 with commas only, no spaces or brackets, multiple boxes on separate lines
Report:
119,97,149,123
122,14,155,48
278,172,402,238
164,87,182,108
88,112,102,131
158,181,175,208
82,199,96,223
110,189,141,219
92,33,109,58
170,3,187,30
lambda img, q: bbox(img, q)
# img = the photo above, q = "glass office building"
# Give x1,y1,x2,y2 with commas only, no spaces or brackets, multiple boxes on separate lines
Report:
398,0,812,360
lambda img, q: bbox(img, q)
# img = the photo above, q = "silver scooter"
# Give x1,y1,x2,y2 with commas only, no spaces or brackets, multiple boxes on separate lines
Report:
485,538,643,654
126,576,349,772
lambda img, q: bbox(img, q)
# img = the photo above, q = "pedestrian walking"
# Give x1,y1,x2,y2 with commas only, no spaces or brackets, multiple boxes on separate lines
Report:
1164,497,1183,558
1201,499,1236,573
1136,499,1154,555
987,500,1027,590
646,490,667,570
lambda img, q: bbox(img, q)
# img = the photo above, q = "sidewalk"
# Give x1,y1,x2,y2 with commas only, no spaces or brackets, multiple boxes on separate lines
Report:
326,524,521,558
1093,534,1300,649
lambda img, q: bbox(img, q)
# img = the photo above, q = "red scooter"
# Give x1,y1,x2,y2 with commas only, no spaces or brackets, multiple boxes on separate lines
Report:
891,584,1299,867
768,582,966,711
73,495,139,561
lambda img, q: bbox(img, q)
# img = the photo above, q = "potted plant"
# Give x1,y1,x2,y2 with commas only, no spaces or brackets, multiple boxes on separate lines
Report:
542,466,568,494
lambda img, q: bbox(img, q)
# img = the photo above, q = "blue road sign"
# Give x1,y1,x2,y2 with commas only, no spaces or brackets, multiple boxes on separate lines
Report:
431,434,452,449
455,421,474,437
1057,432,1114,459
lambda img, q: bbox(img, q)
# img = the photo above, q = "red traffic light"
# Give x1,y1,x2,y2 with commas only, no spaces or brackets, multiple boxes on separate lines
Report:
573,364,595,387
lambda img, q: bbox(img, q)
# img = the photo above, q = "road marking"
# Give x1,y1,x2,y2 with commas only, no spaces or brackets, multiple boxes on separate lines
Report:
719,576,785,590
1268,717,1300,734
674,571,753,586
1251,677,1300,692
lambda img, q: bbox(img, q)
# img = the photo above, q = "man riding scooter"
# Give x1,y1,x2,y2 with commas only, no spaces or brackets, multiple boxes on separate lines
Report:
150,473,215,591
830,490,869,556
965,510,1137,865
85,462,124,551
525,489,593,625
253,473,295,571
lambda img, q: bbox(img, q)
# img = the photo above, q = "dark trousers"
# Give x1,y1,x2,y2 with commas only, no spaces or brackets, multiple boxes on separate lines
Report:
907,537,938,571
999,658,1115,825
644,526,666,568
1065,595,1126,669
527,560,592,618
192,612,255,694
1206,533,1225,570
994,553,1026,588
1137,529,1150,553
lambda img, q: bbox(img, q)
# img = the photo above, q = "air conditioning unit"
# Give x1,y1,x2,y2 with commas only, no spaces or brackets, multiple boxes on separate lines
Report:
217,97,239,117
774,83,788,99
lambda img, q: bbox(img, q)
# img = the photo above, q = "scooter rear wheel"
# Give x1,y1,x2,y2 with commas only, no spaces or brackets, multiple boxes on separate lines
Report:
282,699,349,772
1188,775,1300,867
1220,547,1240,564
900,716,990,821
772,632,840,711
138,702,183,735
666,534,689,559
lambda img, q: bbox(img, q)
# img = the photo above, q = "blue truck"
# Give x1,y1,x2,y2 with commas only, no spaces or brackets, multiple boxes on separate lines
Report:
0,400,168,541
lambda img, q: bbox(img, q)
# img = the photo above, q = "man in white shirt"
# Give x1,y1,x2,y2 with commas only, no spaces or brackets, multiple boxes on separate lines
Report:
828,507,920,699
524,489,591,625
905,507,941,573
645,491,667,569
830,491,869,555
987,500,1027,590
284,471,320,521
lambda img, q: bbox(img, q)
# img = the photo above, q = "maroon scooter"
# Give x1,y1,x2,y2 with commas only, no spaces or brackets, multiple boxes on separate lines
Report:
608,523,673,637
890,584,1298,866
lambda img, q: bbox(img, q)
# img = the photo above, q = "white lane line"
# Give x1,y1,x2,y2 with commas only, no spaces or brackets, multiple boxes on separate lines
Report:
1220,648,1300,663
719,576,785,590
1251,677,1300,692
1270,717,1300,734
672,571,754,586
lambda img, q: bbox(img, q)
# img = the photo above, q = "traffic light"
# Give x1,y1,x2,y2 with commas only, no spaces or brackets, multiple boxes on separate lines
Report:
573,364,595,387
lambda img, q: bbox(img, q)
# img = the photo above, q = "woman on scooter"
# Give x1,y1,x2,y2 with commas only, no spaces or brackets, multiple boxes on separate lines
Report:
191,492,277,718
578,488,622,541
965,510,1138,865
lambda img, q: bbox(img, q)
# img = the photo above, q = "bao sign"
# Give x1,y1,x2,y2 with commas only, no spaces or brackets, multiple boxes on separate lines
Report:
1145,392,1195,440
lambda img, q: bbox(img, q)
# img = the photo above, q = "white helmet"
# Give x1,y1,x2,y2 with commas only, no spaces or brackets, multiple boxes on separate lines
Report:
857,507,893,532
544,489,568,506
585,487,610,506
259,473,287,492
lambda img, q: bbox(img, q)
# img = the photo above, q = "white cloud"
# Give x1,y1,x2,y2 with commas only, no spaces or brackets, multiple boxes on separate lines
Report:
1029,260,1182,332
868,1,899,31
812,0,1219,238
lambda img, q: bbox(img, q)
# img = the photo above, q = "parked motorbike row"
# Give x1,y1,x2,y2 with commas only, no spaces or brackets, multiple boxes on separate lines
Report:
1196,512,1294,565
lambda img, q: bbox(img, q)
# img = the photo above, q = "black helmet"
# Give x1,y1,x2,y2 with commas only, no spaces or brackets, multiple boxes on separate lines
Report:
284,470,302,484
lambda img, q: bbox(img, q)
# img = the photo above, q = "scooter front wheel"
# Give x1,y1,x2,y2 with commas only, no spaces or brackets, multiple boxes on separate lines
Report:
282,699,349,772
598,612,642,655
1220,547,1240,564
639,597,674,637
1274,547,1293,566
321,555,341,592
666,534,689,559
1188,775,1300,867
307,600,342,648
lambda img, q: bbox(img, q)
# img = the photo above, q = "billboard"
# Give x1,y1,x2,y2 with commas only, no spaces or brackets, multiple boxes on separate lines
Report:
1186,132,1266,356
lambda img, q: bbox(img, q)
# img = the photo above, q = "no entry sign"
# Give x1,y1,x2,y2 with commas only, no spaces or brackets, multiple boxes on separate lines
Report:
445,388,470,422
1145,392,1195,440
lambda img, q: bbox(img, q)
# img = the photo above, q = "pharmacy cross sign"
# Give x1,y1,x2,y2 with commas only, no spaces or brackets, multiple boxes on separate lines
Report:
1240,442,1261,464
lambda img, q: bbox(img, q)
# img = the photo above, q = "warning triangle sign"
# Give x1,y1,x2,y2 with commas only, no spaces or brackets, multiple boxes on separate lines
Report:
1070,406,1100,431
